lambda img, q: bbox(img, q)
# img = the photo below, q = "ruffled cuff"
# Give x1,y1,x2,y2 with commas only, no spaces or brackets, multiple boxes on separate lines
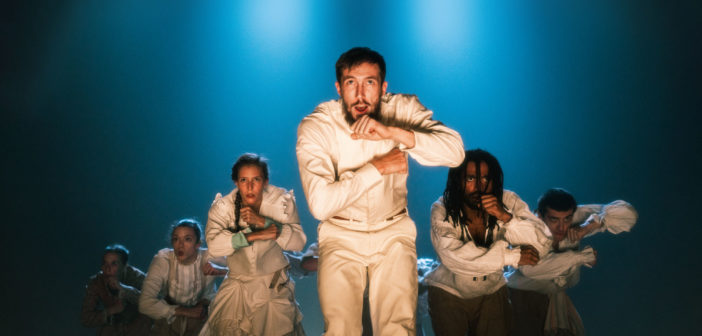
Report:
264,217,282,230
579,246,596,266
504,247,522,268
230,231,250,249
601,200,638,234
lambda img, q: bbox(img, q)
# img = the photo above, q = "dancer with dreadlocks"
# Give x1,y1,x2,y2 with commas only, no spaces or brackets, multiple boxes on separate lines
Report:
201,153,307,336
424,149,551,336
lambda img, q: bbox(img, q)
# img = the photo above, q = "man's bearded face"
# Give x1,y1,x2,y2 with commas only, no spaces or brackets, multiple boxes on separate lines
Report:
463,161,492,210
342,97,382,125
335,62,386,125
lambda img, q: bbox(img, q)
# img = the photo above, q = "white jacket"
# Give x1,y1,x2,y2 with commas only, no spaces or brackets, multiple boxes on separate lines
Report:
206,184,306,276
139,248,219,321
508,200,638,293
505,200,637,336
296,93,464,230
425,190,551,299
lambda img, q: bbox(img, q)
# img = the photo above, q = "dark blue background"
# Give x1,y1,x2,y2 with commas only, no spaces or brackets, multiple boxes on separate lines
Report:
3,0,700,334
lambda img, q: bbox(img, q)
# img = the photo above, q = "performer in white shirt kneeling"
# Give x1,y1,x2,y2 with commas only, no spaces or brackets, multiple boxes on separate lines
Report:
139,219,226,336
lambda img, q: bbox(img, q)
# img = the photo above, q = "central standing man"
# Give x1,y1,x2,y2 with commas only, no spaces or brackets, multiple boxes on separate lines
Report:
296,47,465,335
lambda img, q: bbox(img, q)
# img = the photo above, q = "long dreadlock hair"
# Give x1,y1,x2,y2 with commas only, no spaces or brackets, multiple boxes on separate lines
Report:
442,149,506,245
230,153,269,231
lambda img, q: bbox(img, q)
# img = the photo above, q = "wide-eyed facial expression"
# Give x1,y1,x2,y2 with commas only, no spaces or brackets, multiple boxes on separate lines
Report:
235,165,268,209
101,252,124,278
335,62,388,123
464,161,491,208
540,207,574,243
171,226,201,264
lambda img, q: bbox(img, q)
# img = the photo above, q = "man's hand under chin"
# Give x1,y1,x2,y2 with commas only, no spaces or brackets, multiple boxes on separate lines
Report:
350,115,416,148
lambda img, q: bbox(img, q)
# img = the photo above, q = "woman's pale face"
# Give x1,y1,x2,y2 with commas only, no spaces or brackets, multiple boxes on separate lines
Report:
234,165,268,209
171,226,201,264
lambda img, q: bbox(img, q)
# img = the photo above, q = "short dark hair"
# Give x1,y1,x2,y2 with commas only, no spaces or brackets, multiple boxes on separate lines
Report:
170,218,203,244
231,153,269,182
103,244,129,265
335,47,386,83
537,188,577,217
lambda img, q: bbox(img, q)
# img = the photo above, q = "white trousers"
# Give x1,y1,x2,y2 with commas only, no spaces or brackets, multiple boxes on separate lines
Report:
317,215,418,336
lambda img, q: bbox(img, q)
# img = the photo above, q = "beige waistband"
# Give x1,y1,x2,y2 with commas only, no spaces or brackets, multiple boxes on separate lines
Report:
331,208,407,222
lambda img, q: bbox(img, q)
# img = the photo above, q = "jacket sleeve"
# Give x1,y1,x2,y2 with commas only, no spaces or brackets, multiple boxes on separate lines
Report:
501,191,552,258
81,278,106,327
120,266,145,305
572,204,603,226
274,190,306,252
561,201,638,249
393,95,465,167
519,246,596,280
430,200,523,275
592,200,638,235
138,254,176,320
206,197,241,258
296,113,384,220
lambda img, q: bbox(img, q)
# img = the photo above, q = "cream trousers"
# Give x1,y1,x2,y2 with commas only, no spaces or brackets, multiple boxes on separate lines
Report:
317,215,418,336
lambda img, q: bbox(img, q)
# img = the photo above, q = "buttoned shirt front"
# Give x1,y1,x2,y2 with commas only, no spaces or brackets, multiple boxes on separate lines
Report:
296,93,465,231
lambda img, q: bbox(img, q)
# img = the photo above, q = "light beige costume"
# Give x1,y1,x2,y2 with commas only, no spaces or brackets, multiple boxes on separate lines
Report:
425,191,551,299
296,93,464,335
202,185,307,336
507,200,638,336
139,248,219,336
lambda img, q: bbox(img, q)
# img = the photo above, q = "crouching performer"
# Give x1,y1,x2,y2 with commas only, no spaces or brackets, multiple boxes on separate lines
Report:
201,153,307,336
139,219,226,336
81,244,151,335
507,188,638,336
424,149,551,336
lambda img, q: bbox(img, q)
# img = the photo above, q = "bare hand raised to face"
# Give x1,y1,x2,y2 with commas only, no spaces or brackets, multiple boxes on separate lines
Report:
240,207,265,229
370,148,408,175
566,226,586,243
350,115,416,148
106,277,121,291
518,245,540,266
350,115,392,141
480,195,512,223
105,300,125,316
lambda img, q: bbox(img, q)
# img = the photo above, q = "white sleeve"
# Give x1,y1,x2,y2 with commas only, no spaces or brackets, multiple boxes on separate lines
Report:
599,200,638,234
501,191,552,258
519,246,596,280
393,95,465,167
296,114,384,221
430,200,523,275
572,204,603,226
138,255,176,320
205,198,240,258
574,201,638,237
274,190,307,252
